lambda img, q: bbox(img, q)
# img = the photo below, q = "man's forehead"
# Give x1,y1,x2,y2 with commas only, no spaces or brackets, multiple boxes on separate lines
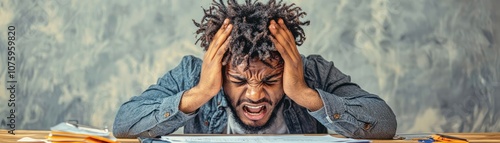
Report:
228,58,283,72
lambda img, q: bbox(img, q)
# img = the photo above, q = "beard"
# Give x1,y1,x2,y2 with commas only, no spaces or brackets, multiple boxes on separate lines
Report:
225,96,285,133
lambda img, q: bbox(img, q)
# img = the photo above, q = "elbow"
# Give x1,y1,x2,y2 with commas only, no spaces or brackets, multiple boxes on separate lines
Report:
112,121,136,138
348,121,396,139
349,110,397,139
362,111,397,139
383,112,398,139
370,119,397,139
112,129,128,138
365,96,398,139
333,119,397,139
112,108,139,138
378,102,398,139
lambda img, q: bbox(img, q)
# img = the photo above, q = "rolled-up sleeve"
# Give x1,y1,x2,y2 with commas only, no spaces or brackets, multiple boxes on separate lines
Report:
303,55,397,139
113,55,201,138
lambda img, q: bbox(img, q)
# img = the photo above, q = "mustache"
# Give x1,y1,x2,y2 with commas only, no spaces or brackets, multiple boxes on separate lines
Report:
237,98,273,106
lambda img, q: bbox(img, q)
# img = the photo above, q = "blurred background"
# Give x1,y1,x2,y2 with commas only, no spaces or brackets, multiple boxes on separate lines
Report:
0,0,499,134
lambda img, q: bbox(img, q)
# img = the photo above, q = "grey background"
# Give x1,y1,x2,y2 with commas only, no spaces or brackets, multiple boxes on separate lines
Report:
0,0,499,134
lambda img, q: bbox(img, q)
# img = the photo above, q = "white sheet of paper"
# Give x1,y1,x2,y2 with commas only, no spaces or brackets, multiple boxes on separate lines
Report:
17,137,48,143
160,135,370,143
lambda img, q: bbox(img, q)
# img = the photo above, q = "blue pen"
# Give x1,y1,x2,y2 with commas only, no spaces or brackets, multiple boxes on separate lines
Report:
418,138,434,143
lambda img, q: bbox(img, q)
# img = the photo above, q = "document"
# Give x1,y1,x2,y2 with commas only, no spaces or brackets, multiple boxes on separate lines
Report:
158,135,370,143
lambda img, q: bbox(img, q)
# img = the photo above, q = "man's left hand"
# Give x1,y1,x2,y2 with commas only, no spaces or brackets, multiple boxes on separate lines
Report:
269,19,324,111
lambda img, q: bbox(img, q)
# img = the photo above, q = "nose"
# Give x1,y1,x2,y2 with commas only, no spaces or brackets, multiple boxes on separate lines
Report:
245,85,265,102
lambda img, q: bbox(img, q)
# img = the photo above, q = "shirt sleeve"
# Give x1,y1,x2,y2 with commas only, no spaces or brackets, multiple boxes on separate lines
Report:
303,55,397,139
112,55,201,138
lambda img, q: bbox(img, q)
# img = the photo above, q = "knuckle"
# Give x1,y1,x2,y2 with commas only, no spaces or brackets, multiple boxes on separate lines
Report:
216,50,225,55
224,29,231,34
213,44,219,49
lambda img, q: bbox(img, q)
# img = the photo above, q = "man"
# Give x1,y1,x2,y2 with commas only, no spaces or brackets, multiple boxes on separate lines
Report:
113,0,397,139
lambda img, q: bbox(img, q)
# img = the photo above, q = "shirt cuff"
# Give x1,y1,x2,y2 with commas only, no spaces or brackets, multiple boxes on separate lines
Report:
312,88,347,123
148,91,198,136
307,88,361,137
308,105,327,120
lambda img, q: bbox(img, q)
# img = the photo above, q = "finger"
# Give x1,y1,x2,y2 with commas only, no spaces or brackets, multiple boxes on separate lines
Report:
213,19,230,42
269,20,292,49
269,35,292,62
278,19,300,59
269,20,298,63
209,24,232,61
277,19,295,46
206,19,230,59
214,37,231,63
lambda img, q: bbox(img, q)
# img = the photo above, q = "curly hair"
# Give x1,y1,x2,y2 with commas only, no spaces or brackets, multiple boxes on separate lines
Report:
193,0,310,68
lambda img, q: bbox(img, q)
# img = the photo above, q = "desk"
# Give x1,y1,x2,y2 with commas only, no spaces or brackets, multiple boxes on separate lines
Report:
1,130,500,143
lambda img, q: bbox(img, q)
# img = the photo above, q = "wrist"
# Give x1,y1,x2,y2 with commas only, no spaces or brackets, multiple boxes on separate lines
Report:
290,87,324,111
180,86,216,113
287,84,314,98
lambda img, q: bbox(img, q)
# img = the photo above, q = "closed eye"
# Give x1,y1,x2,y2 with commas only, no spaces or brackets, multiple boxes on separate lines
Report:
229,74,247,85
232,80,247,85
262,73,281,85
263,80,278,85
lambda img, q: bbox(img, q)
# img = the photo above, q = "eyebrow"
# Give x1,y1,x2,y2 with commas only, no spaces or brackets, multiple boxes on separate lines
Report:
262,73,281,81
228,72,281,81
228,74,246,81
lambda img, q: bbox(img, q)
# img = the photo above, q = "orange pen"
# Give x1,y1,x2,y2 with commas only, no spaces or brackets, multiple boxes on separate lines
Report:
431,134,468,143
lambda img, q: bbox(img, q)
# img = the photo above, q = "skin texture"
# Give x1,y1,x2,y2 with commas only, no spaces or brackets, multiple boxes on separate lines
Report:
223,57,284,127
180,18,324,128
179,19,233,113
268,19,324,112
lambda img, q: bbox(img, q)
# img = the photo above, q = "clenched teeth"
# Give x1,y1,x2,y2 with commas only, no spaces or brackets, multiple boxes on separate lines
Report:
244,105,264,109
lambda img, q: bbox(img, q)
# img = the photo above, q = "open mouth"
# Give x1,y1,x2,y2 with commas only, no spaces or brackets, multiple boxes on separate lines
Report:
242,104,267,121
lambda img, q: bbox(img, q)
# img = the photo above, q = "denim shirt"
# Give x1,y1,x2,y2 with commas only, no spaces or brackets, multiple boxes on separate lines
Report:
113,55,397,139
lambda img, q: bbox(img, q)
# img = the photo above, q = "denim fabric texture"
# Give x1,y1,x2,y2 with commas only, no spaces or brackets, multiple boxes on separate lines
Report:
113,55,397,139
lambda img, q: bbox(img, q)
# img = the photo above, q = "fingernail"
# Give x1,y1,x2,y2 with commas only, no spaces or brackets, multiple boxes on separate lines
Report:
271,24,275,29
224,19,229,24
226,24,232,30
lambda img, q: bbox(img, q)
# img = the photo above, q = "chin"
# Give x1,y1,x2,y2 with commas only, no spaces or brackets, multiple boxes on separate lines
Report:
241,116,270,127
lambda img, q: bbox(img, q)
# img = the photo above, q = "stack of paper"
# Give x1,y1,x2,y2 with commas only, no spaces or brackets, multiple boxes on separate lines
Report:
145,135,371,143
47,122,117,143
46,131,116,143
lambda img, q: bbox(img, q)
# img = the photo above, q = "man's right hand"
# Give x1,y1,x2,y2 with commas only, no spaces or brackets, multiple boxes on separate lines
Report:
179,19,233,113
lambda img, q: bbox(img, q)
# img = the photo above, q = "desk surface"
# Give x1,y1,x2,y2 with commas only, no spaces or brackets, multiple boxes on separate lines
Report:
1,130,500,143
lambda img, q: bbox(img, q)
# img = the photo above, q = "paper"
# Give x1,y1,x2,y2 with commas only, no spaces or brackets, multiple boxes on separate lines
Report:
48,122,117,143
50,122,110,137
17,137,48,143
159,135,370,143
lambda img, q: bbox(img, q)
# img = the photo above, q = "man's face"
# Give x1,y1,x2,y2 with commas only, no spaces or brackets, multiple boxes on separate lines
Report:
223,57,284,128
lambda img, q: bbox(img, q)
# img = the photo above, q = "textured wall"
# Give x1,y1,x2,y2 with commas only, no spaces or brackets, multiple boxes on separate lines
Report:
0,0,499,134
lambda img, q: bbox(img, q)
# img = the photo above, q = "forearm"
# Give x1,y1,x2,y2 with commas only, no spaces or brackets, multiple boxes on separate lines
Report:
309,88,397,139
179,86,217,113
113,91,196,138
112,55,208,138
288,87,324,111
300,55,397,138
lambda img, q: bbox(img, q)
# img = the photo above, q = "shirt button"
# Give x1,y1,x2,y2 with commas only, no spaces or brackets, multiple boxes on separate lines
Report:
164,112,170,118
333,113,341,119
364,123,372,130
204,121,209,126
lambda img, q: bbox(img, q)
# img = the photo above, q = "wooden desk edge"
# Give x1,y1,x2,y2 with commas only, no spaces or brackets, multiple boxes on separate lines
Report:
1,130,500,143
